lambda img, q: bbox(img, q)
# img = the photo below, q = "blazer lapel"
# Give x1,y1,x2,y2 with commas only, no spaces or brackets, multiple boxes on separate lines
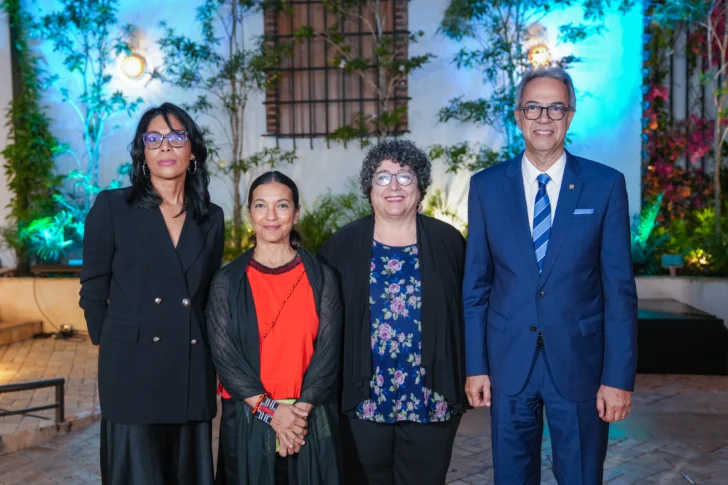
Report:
138,206,186,275
502,157,540,285
538,152,584,285
176,214,214,274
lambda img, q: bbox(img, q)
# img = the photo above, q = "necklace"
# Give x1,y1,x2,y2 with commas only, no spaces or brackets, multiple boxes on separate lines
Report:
259,267,307,342
252,250,297,269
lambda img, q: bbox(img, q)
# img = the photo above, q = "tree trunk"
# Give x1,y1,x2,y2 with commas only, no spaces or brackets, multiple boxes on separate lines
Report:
233,170,243,254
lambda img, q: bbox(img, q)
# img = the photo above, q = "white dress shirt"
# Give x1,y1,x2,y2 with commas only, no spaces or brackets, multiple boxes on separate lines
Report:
522,152,566,235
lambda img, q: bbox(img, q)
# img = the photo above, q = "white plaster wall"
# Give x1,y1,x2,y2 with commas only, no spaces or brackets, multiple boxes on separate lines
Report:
636,276,728,329
4,0,643,248
0,15,14,267
0,278,84,333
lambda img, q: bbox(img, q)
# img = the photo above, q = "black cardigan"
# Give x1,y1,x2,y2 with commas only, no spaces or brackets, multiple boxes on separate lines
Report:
319,214,467,415
206,248,342,484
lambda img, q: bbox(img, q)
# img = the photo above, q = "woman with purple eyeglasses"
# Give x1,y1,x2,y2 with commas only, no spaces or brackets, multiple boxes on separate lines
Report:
80,103,224,484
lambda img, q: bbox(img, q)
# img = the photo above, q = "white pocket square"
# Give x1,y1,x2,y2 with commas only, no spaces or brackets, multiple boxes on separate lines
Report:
573,208,595,215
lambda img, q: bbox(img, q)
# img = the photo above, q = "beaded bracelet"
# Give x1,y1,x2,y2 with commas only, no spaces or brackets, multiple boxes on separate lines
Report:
254,396,279,425
251,393,267,415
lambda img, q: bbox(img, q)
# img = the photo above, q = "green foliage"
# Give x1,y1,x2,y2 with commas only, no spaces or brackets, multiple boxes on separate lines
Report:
154,0,296,255
421,188,467,237
630,193,669,269
223,217,255,263
652,0,728,236
18,213,76,263
298,179,371,253
17,166,129,263
0,0,62,269
285,0,435,145
657,205,728,275
15,0,141,263
428,141,520,174
433,0,634,172
35,0,142,203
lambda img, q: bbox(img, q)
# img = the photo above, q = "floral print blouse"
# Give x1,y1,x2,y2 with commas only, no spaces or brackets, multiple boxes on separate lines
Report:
355,240,451,423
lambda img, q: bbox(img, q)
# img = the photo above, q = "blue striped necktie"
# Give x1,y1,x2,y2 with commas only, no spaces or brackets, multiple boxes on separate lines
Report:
533,173,551,273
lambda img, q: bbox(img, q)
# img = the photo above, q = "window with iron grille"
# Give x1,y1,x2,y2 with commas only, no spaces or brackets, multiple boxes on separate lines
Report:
263,0,410,144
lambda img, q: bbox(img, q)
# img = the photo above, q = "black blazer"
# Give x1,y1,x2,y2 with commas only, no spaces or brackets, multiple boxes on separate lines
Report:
319,214,468,415
79,187,225,425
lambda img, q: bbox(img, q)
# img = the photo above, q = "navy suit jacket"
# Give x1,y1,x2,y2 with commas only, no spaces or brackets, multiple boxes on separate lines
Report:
463,151,638,402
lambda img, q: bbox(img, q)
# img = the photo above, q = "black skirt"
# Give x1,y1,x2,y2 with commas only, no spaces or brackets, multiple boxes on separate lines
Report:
100,418,214,485
216,398,296,485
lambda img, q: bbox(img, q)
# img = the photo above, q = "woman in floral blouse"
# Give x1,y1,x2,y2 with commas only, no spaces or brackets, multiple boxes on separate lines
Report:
320,140,467,484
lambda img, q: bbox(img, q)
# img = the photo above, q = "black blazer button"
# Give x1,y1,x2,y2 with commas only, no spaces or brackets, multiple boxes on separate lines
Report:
153,337,160,343
154,297,162,304
529,326,537,332
191,339,198,345
182,298,190,307
537,291,545,298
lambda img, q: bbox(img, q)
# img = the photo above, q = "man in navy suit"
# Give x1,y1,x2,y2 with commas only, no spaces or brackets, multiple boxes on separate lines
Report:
463,67,638,484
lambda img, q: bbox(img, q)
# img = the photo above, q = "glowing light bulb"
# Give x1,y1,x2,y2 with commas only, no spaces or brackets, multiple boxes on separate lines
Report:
528,44,551,68
121,53,146,79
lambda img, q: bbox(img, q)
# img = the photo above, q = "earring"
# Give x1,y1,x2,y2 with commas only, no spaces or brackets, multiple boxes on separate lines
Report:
188,159,198,174
142,163,151,179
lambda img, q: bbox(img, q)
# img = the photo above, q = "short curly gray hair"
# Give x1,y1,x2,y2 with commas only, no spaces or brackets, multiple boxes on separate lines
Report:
359,139,432,204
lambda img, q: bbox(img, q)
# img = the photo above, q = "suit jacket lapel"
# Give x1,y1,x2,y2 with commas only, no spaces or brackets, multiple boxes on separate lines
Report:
538,151,584,285
138,205,185,275
176,214,214,274
503,157,539,285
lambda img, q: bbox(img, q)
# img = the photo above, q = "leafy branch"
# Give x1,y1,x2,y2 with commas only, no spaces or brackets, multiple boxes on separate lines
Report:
154,0,296,256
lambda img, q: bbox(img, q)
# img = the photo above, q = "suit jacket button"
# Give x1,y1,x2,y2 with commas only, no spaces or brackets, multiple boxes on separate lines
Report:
153,337,160,342
537,291,545,298
529,326,537,332
154,297,162,304
182,298,190,307
191,339,198,345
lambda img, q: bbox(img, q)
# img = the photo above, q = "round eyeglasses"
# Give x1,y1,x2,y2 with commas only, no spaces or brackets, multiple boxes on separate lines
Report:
374,171,416,186
519,104,571,121
142,131,189,149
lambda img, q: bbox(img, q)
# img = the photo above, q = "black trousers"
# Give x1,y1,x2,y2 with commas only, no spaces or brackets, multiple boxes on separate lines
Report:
341,415,461,485
215,398,296,485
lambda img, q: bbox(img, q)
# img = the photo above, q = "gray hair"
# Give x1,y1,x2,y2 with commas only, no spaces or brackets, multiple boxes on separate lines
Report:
515,67,576,111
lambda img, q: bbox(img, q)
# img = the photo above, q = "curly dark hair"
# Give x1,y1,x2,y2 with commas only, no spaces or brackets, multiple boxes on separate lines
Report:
127,102,211,222
359,139,432,204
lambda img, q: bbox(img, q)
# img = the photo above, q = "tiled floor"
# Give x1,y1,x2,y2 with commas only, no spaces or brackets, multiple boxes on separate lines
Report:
1,338,727,484
0,338,99,437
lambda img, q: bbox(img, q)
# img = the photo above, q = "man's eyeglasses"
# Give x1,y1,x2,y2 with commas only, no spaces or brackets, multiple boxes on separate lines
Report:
519,104,571,121
142,131,189,149
374,171,416,187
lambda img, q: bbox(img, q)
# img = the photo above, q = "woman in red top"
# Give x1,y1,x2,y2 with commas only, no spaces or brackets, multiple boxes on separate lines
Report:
207,171,342,485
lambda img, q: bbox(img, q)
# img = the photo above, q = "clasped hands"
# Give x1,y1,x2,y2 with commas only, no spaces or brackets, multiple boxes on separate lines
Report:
464,375,633,422
271,402,313,457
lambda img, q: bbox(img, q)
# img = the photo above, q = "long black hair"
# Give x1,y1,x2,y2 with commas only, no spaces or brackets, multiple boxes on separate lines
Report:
127,103,211,222
248,171,302,250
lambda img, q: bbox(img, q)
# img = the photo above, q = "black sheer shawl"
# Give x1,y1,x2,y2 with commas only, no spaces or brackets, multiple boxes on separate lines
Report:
206,248,342,485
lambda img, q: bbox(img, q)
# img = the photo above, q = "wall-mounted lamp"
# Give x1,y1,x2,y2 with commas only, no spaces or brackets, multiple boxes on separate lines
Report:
528,44,552,68
121,53,146,79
